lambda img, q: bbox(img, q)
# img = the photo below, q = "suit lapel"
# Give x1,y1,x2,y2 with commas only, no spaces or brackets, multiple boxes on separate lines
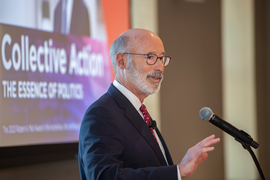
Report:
125,104,168,166
108,84,168,166
155,127,174,165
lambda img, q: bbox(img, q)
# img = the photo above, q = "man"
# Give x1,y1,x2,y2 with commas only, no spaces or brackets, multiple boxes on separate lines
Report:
54,0,90,36
78,28,220,179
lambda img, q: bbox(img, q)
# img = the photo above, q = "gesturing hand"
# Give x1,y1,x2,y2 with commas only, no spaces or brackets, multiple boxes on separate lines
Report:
177,134,220,178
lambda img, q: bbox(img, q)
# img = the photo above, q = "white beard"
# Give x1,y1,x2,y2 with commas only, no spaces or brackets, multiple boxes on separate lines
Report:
126,62,163,95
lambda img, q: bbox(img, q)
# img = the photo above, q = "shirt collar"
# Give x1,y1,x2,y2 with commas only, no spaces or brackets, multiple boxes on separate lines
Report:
113,80,142,111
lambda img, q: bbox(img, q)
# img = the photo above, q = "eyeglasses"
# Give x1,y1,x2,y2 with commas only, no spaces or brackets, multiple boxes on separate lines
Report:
123,53,171,67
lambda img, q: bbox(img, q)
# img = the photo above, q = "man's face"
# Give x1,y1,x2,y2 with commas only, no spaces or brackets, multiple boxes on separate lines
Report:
125,33,165,96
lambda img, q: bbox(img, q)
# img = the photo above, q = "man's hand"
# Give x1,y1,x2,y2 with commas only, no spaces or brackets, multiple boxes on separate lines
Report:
177,134,220,178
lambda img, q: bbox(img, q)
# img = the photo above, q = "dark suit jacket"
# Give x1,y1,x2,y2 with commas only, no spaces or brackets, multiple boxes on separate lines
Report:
78,84,178,180
54,0,90,36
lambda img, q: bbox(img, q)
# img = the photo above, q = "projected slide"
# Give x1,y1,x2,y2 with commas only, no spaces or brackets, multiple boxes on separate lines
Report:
0,0,122,147
0,23,112,147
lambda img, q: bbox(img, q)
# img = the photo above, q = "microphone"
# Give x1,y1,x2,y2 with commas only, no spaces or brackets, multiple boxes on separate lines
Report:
149,120,157,129
199,107,259,149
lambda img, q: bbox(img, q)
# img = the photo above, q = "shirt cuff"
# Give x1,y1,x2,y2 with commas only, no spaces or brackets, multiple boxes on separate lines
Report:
177,165,182,180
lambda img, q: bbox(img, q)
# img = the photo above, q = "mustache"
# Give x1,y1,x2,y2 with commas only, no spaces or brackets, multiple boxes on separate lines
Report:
147,71,164,79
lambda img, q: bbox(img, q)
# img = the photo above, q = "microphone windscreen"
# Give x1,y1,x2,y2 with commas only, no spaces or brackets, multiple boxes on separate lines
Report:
199,107,213,121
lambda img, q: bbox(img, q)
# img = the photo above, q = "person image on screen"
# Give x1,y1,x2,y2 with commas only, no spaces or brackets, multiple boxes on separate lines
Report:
54,0,90,36
78,28,220,180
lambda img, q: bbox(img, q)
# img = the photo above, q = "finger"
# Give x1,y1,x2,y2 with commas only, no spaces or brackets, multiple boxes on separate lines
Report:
205,134,216,140
197,135,220,147
205,134,218,142
202,137,220,147
202,146,215,153
197,134,215,146
198,152,209,162
193,146,215,156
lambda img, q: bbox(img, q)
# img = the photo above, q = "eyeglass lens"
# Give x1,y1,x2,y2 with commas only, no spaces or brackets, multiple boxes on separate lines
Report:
147,56,170,66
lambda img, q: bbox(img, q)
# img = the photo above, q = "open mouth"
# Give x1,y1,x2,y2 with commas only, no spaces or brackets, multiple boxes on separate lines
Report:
146,71,163,83
149,76,161,83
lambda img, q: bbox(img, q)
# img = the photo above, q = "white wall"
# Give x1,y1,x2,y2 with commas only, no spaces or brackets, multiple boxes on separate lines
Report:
221,0,258,179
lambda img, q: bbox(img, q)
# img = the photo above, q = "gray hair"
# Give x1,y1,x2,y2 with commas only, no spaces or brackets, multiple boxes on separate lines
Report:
109,35,130,73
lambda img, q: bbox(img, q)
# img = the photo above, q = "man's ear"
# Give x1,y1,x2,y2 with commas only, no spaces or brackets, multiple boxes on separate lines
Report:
116,53,127,70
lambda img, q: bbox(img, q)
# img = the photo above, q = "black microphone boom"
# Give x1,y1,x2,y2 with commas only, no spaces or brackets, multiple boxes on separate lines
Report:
199,107,259,149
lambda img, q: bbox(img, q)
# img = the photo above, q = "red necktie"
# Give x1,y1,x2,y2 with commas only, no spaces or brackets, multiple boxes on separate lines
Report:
139,104,158,143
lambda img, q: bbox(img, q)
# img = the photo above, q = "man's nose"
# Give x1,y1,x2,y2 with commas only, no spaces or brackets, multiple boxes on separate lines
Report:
153,57,164,71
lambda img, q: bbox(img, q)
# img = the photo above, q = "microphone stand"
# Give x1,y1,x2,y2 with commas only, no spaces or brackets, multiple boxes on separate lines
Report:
235,130,265,180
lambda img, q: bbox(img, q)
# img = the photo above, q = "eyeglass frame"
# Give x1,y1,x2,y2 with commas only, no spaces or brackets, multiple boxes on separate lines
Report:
122,52,171,67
